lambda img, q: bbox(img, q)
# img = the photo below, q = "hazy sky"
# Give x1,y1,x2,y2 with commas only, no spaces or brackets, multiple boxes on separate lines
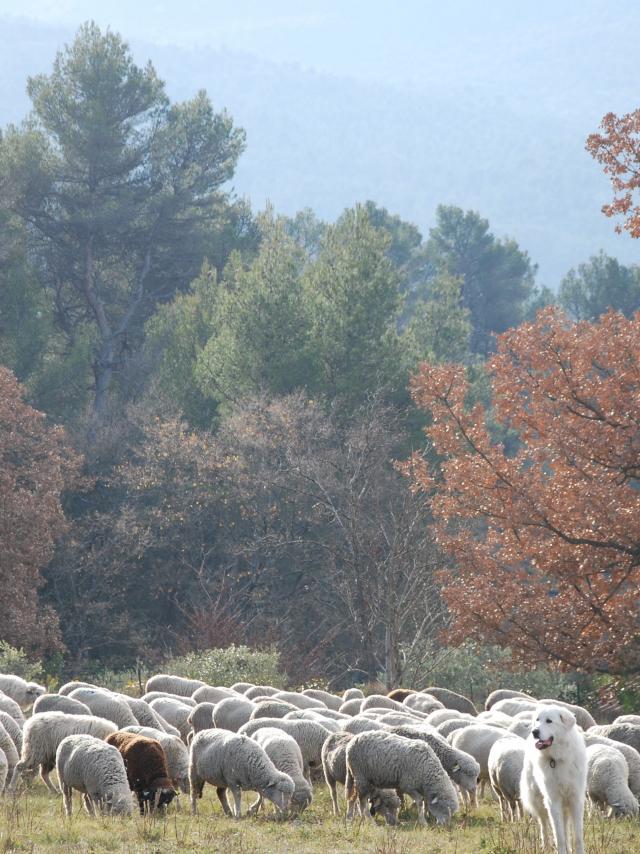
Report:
2,0,637,98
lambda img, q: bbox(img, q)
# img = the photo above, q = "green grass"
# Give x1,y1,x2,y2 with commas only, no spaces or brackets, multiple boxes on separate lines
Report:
1,780,638,853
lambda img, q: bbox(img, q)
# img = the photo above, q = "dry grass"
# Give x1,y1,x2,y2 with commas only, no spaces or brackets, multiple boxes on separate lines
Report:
1,780,638,853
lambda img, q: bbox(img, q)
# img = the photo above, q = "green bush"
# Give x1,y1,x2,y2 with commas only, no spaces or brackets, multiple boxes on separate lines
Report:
163,645,285,688
402,641,583,706
0,641,44,682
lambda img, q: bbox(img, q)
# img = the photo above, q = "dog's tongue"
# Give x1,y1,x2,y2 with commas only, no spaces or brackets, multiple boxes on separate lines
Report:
535,737,553,750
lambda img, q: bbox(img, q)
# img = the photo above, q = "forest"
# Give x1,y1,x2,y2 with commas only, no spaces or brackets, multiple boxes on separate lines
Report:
2,22,640,693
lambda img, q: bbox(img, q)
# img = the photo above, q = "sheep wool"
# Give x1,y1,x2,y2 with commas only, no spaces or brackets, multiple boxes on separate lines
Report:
0,721,19,780
212,696,257,732
56,734,133,816
0,710,22,754
68,688,138,729
345,730,458,826
488,736,526,820
145,675,205,698
586,744,639,817
0,747,7,793
238,717,330,779
250,727,312,812
189,729,294,817
0,675,46,709
0,693,25,727
422,687,477,716
33,694,92,717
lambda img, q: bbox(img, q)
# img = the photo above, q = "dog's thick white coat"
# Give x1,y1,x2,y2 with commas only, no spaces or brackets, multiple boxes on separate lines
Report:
520,704,587,854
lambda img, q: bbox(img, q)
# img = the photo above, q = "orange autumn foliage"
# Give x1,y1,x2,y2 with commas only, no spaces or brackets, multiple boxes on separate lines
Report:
404,307,640,673
587,108,640,239
0,367,81,654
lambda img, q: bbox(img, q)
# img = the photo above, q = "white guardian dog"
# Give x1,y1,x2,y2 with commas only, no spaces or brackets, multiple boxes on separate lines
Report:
520,704,587,854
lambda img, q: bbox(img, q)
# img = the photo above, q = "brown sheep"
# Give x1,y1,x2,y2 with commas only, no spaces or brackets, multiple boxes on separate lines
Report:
386,689,415,703
106,731,176,814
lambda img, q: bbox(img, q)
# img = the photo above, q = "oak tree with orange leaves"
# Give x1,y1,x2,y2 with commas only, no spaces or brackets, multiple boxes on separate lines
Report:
404,307,640,674
0,366,81,655
587,108,640,238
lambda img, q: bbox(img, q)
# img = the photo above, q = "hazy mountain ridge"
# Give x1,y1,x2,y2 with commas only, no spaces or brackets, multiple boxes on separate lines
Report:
0,15,636,285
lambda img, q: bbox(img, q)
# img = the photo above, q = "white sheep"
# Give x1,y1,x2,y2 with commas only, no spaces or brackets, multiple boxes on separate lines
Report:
68,688,138,729
485,689,534,710
586,743,639,817
339,698,363,716
142,691,197,707
9,711,117,794
341,716,389,736
212,696,257,732
284,711,341,732
321,731,401,822
0,675,46,709
492,698,538,717
250,727,312,812
251,699,299,719
342,688,364,701
615,714,640,726
589,722,640,754
477,710,514,728
0,693,25,727
0,747,6,792
58,681,100,696
449,724,516,800
583,732,640,800
301,689,343,711
488,736,526,820
346,730,459,826
0,721,19,783
191,685,238,704
375,712,427,728
55,734,134,816
272,691,326,710
32,694,91,717
437,719,477,738
360,694,405,713
117,695,177,734
244,685,280,700
422,687,477,716
507,717,534,739
188,702,215,734
189,729,294,817
0,710,22,754
231,682,254,693
391,724,480,805
121,726,190,794
145,674,205,697
427,709,474,727
402,693,444,714
149,697,193,742
239,717,330,781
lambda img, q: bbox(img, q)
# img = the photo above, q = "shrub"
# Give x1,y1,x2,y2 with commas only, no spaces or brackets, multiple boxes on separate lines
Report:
0,641,44,682
163,645,285,688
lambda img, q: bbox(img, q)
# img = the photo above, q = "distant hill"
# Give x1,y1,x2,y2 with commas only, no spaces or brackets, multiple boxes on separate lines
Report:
0,15,636,286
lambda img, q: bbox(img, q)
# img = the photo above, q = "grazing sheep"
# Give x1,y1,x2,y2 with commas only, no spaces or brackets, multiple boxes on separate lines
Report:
9,712,117,794
33,694,91,717
387,689,414,703
375,712,427,728
121,726,190,794
586,744,638,817
251,700,299,719
427,709,473,728
584,733,640,799
120,696,176,733
449,725,513,799
508,718,534,739
0,747,7,793
346,730,459,826
485,689,535,710
437,719,477,738
422,688,477,716
615,714,640,726
0,711,22,754
360,694,405,713
403,693,444,714
341,716,389,736
188,703,215,734
244,685,280,701
149,697,193,742
272,691,326,710
302,689,343,711
339,699,363,716
239,717,330,780
191,685,238,705
68,689,138,729
284,711,340,733
321,731,400,823
212,696,256,732
0,693,25,726
0,722,19,782
145,675,205,697
189,729,294,817
302,708,348,722
142,691,197,707
56,734,133,817
589,723,640,754
492,698,538,717
391,724,481,805
0,675,46,709
477,710,514,728
250,727,312,812
343,688,364,702
488,737,526,820
58,681,100,696
106,731,176,814
231,682,254,693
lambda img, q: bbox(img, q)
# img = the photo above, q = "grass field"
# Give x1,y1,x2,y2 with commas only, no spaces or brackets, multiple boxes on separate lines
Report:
1,780,639,854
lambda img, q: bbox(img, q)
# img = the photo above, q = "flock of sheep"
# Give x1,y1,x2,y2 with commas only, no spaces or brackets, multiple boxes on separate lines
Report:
0,671,639,828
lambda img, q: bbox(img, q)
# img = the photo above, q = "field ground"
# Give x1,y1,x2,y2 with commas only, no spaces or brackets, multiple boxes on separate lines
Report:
1,780,639,853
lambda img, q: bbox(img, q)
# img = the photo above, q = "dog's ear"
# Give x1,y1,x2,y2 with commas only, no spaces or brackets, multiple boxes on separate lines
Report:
559,710,576,729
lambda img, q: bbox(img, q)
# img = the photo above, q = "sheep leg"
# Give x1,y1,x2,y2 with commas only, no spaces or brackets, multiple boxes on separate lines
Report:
62,785,73,817
405,788,428,827
82,793,96,817
345,767,357,820
328,779,340,816
248,794,263,816
8,761,26,793
216,786,233,817
229,786,242,818
40,764,59,795
190,777,204,815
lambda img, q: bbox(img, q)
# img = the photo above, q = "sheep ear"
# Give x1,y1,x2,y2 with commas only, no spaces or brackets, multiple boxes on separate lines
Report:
452,763,460,772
